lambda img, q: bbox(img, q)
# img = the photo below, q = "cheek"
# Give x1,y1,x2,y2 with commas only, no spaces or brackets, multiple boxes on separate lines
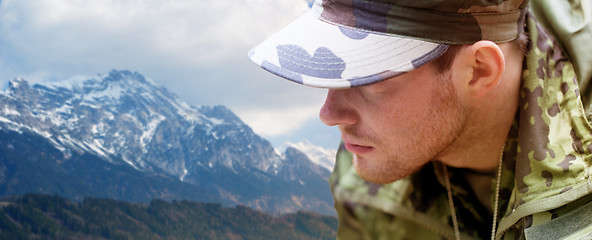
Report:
376,99,432,135
371,94,446,155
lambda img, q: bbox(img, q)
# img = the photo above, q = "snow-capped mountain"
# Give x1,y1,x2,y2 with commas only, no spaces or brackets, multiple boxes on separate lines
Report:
0,70,334,215
3,71,282,175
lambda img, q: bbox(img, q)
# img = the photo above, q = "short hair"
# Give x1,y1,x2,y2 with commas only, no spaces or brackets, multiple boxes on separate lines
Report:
431,33,529,74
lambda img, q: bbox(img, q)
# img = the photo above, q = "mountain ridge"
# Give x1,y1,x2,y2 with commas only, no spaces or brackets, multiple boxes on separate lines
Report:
0,70,335,215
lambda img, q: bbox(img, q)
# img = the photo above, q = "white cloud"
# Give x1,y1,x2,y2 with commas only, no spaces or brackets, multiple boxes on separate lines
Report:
0,0,309,70
235,104,322,137
0,0,339,148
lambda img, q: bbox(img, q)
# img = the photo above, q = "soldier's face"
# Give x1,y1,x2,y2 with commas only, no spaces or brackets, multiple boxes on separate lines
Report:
319,63,467,184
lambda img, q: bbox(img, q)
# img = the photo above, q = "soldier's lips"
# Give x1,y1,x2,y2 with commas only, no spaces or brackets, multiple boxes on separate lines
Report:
344,142,374,154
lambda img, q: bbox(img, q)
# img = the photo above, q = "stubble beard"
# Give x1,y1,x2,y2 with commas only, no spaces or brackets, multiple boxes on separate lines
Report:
348,72,466,184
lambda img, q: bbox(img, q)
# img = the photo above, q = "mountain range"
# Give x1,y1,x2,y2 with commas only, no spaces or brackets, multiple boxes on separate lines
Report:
0,70,336,215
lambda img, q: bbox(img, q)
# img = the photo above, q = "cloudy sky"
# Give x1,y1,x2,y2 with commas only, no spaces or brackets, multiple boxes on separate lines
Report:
0,0,340,150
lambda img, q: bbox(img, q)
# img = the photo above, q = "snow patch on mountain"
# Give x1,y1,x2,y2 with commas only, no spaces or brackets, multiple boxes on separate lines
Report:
279,140,336,171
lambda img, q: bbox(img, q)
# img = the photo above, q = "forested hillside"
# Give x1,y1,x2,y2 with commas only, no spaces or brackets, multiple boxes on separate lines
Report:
0,194,337,240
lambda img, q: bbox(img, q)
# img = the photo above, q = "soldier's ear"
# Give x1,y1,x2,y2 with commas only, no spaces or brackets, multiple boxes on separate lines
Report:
457,41,505,98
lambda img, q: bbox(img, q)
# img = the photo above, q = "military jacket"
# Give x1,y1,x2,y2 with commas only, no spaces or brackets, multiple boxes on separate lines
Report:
330,8,592,240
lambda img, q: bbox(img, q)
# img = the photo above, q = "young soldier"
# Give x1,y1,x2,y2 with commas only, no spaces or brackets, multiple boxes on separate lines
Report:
250,0,592,239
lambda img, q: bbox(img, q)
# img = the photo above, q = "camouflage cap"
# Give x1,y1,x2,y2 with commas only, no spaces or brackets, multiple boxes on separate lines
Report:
249,0,529,89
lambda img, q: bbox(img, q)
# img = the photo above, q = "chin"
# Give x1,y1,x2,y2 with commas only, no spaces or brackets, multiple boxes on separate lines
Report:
353,155,406,184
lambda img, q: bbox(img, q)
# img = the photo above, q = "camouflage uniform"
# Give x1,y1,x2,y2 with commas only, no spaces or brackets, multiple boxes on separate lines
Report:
330,7,592,240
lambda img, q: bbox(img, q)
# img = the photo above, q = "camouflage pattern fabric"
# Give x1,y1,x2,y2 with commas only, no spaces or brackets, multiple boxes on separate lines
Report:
329,9,592,240
315,0,528,44
248,10,447,89
530,0,592,115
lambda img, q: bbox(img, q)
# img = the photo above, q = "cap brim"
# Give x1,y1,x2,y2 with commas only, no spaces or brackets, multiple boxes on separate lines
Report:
249,10,449,89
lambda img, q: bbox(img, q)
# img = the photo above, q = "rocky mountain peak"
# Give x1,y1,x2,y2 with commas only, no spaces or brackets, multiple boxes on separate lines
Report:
0,70,335,215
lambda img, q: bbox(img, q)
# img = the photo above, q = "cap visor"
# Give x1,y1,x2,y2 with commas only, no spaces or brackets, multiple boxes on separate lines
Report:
249,10,448,88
